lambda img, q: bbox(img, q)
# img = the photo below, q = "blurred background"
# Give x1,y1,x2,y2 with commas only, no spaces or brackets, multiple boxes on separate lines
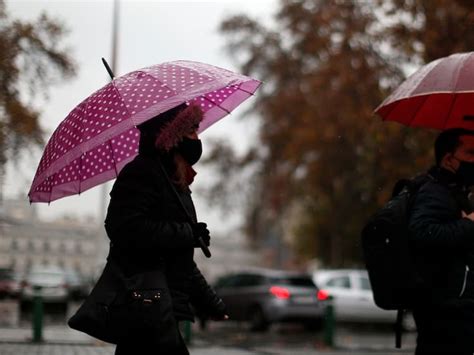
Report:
0,0,473,354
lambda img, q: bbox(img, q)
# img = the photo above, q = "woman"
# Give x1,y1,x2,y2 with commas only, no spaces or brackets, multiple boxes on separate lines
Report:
104,103,228,354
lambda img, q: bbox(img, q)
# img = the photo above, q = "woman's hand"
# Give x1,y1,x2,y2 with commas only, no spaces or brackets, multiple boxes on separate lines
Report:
190,222,211,247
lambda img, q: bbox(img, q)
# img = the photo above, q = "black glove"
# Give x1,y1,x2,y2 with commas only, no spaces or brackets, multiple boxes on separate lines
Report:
210,298,228,321
190,222,210,247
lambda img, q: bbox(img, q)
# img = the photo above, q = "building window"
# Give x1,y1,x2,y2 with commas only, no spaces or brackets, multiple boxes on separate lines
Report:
11,240,19,251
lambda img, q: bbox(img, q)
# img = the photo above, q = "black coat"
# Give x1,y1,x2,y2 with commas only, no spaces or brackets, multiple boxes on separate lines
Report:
409,166,474,352
104,152,225,322
409,166,474,302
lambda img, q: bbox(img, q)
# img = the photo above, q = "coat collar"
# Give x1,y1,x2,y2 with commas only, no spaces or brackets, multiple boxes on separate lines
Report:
428,165,469,191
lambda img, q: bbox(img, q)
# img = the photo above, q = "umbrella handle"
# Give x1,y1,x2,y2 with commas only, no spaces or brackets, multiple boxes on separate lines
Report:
156,158,212,258
101,57,115,80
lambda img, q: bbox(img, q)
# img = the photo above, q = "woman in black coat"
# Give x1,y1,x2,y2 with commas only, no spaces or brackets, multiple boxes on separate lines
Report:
104,103,228,354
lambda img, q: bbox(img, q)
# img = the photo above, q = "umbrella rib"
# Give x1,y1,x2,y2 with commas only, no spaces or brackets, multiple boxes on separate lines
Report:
78,153,83,195
238,86,258,96
441,93,460,130
108,140,119,176
48,176,52,204
198,83,256,115
406,94,432,127
110,76,137,125
451,53,470,93
201,95,232,114
380,100,399,122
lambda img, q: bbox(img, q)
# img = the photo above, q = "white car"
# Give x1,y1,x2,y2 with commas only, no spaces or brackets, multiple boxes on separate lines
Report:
312,269,415,329
21,267,69,303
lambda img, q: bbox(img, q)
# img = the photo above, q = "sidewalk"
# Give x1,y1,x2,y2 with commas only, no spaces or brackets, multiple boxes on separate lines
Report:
0,325,414,355
0,343,413,355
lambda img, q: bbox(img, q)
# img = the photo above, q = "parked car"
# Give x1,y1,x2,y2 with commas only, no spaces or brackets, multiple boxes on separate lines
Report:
0,268,21,299
64,269,89,300
21,267,69,304
213,268,329,331
312,269,415,330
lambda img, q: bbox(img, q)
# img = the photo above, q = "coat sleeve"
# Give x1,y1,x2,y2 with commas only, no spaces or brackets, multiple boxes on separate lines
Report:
104,158,195,252
408,183,474,250
188,261,226,318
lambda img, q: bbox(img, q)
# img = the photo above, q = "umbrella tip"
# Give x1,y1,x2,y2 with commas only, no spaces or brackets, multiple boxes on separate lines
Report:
101,57,115,80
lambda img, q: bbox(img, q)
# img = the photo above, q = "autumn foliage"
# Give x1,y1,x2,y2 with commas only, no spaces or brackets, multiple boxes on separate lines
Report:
0,0,75,170
208,0,474,267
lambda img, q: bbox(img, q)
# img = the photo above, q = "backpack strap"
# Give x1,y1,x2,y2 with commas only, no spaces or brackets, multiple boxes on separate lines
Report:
391,179,411,197
395,308,403,348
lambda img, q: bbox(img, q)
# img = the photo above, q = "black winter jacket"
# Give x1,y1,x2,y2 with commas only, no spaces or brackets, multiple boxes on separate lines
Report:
409,166,474,303
104,152,225,321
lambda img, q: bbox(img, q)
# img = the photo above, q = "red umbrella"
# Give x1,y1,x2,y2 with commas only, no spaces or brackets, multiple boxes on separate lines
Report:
375,52,474,130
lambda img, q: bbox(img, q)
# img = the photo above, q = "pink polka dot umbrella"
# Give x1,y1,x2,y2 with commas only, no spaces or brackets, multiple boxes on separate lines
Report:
28,60,261,203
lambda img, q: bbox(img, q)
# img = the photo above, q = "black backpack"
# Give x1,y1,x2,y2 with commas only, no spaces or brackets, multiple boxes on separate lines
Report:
361,175,430,347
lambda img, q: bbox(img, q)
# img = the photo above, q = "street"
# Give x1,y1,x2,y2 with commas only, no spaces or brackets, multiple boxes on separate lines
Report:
0,317,416,355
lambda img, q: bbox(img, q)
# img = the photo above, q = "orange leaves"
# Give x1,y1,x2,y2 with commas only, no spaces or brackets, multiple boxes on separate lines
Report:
208,0,471,266
0,0,76,167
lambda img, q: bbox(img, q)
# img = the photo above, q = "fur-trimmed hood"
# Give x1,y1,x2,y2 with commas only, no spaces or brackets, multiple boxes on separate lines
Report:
155,104,203,151
138,103,204,155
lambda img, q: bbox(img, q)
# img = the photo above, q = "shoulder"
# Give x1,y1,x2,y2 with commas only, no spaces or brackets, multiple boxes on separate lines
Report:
118,155,161,178
113,155,165,190
413,179,457,211
418,178,451,196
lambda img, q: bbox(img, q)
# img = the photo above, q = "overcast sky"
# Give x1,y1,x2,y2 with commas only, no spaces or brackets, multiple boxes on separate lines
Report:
4,0,277,235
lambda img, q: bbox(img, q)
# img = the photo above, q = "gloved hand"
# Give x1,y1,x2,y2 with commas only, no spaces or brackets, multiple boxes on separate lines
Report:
190,222,211,247
210,298,229,321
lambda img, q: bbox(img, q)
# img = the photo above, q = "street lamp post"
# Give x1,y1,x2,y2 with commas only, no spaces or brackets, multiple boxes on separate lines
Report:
98,0,120,265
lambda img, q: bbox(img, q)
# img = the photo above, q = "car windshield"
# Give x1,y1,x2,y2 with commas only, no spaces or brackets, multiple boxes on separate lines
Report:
270,276,315,287
29,272,65,283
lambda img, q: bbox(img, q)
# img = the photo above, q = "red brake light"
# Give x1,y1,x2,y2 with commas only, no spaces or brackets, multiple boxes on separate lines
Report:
317,289,329,301
270,286,290,299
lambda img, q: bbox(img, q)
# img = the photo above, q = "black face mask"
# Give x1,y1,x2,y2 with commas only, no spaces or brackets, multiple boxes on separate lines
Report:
456,159,474,187
177,137,202,165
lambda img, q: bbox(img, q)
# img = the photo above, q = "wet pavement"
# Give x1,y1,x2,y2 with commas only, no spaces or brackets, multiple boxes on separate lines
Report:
0,300,417,354
0,320,416,355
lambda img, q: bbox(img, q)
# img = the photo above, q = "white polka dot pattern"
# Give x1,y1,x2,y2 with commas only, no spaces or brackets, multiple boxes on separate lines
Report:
29,60,261,203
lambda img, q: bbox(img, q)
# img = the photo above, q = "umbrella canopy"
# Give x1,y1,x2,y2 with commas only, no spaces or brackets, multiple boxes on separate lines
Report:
28,60,261,203
375,51,474,130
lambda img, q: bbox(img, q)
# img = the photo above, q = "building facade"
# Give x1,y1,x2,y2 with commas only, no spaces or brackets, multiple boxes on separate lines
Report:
0,199,101,277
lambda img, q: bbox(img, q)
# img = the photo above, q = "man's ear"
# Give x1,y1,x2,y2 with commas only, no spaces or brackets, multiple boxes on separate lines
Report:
441,152,458,172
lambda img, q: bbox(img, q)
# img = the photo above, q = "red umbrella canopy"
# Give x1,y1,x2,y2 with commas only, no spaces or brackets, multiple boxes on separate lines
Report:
375,52,474,130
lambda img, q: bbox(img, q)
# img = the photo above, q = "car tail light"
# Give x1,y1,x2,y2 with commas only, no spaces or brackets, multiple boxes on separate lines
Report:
269,286,290,299
317,289,330,301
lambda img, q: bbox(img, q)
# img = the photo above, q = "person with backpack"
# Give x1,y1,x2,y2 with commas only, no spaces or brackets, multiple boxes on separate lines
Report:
408,128,474,355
